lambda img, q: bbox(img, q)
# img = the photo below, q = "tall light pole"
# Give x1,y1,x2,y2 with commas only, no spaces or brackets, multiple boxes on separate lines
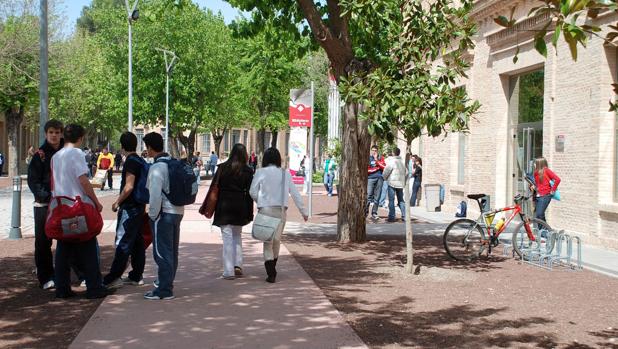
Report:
38,0,48,145
156,48,178,153
125,0,139,132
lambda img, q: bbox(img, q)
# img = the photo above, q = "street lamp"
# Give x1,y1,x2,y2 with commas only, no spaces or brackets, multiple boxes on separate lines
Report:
156,48,178,153
125,0,139,132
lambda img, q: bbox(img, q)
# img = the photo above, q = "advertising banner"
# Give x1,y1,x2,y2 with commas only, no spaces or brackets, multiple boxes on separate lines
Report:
288,127,307,184
289,89,312,127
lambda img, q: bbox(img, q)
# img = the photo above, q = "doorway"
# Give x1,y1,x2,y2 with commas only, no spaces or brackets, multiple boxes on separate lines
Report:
508,69,545,213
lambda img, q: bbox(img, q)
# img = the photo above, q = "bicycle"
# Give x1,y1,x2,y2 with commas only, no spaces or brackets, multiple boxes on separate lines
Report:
443,193,552,261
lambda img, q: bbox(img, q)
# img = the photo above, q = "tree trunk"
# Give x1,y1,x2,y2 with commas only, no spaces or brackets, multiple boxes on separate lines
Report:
271,130,278,149
6,106,24,177
213,132,224,158
170,136,181,158
336,101,370,242
256,128,266,161
403,139,415,273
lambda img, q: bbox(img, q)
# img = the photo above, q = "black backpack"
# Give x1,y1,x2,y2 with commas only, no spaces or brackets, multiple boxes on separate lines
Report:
156,158,198,206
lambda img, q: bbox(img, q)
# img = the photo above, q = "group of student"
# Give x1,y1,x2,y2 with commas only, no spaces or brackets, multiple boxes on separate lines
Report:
28,119,308,300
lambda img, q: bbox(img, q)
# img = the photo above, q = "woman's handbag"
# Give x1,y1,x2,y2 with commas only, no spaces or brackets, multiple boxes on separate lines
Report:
252,169,286,242
200,171,220,218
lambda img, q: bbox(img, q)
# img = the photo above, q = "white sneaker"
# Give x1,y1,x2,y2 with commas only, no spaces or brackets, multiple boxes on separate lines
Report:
42,280,55,290
79,280,86,288
121,277,144,286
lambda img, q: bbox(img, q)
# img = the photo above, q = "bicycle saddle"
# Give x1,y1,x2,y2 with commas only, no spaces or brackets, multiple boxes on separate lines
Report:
467,194,486,200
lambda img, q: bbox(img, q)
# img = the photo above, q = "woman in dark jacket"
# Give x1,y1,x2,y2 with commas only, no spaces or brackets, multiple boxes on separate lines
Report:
212,143,254,280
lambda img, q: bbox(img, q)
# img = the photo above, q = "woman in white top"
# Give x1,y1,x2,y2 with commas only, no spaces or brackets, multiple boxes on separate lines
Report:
250,148,308,283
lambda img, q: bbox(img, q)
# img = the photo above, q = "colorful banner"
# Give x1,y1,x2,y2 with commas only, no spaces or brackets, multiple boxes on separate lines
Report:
289,89,312,127
288,127,307,184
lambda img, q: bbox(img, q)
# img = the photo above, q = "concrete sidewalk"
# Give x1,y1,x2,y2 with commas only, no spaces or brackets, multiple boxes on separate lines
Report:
70,221,366,349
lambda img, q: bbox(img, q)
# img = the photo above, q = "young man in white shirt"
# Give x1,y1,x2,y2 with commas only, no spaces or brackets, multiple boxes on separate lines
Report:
143,132,184,300
51,124,106,299
383,147,407,222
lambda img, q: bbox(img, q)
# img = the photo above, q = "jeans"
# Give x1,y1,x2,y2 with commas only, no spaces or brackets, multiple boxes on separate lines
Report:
104,205,146,284
410,180,421,206
323,173,334,195
151,212,183,297
379,181,388,206
55,238,104,297
210,165,216,176
535,195,552,223
260,207,287,261
193,168,201,186
388,186,406,221
34,206,54,286
220,225,243,278
366,176,384,216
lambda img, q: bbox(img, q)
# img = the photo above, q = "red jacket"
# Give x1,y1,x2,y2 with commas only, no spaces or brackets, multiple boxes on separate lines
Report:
534,168,560,196
368,156,386,176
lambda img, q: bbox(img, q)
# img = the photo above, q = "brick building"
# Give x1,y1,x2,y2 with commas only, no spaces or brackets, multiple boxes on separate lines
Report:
404,0,618,249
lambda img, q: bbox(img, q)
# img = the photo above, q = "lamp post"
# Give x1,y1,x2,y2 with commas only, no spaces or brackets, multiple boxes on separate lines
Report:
125,0,139,132
156,48,178,153
39,0,48,145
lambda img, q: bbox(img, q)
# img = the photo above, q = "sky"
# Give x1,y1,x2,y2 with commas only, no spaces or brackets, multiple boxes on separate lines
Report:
60,0,246,34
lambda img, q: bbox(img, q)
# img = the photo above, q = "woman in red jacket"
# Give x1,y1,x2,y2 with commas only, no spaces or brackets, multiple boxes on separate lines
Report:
531,157,560,224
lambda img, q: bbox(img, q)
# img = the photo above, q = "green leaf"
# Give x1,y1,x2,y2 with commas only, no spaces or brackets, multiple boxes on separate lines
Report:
535,36,548,57
494,16,510,27
552,24,562,47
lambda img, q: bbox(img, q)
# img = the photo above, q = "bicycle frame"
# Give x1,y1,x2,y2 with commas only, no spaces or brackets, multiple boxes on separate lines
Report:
476,202,536,242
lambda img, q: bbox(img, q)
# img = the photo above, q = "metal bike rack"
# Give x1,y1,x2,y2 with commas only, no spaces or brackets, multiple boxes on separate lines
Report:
518,229,583,271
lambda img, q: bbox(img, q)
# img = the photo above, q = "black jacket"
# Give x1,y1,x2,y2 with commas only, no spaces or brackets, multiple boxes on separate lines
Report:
212,164,254,227
27,140,64,204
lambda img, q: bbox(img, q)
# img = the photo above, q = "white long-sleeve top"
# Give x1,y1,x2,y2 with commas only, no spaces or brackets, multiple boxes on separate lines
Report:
250,165,308,217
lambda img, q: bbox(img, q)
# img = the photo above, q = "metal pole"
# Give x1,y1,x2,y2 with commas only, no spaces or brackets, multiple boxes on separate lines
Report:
165,68,170,153
127,18,133,132
308,82,315,217
8,177,22,240
38,0,48,145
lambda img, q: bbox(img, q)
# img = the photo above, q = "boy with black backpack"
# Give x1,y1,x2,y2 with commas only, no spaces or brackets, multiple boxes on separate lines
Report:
142,132,196,300
103,132,149,289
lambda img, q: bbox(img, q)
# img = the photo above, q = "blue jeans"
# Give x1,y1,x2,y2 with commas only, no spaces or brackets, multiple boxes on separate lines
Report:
104,205,146,284
410,180,421,206
379,181,388,206
535,195,552,223
323,173,334,195
366,176,383,216
193,168,201,185
388,186,405,220
150,212,183,298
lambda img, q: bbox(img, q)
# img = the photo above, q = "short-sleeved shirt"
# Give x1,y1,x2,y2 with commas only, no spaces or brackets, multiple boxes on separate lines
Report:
51,146,90,200
121,153,142,207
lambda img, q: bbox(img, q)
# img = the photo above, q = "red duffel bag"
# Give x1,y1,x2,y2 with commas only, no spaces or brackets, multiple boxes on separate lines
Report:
45,196,103,242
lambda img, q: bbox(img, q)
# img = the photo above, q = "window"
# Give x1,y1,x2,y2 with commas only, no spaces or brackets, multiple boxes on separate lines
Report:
232,130,241,146
243,130,248,146
223,130,229,153
201,134,211,154
136,129,144,152
457,133,466,185
264,132,272,149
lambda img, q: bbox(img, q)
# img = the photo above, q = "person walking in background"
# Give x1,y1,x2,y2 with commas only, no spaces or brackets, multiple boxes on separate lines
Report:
143,132,184,300
27,120,64,290
249,151,258,172
410,155,423,207
209,151,218,177
383,148,407,222
212,144,254,280
250,148,308,283
84,148,93,178
530,157,561,224
103,132,147,289
114,151,123,172
97,148,115,191
50,124,106,299
192,151,202,185
378,151,389,208
366,145,386,220
323,153,336,197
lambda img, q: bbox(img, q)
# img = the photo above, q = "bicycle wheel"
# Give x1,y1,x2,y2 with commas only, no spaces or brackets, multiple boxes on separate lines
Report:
511,218,552,258
443,219,487,261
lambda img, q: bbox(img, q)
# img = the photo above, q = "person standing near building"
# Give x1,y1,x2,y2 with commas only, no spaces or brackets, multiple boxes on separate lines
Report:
323,153,336,197
250,148,308,283
531,157,561,224
410,156,423,207
212,144,254,280
209,151,218,177
143,132,184,300
27,120,64,290
192,151,202,185
114,151,123,172
97,148,115,191
366,145,386,220
103,132,147,289
249,151,258,172
383,148,407,222
50,124,106,299
0,150,4,176
379,151,389,208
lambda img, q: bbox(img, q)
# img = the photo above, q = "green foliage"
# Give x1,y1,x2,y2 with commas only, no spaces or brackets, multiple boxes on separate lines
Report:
312,170,324,184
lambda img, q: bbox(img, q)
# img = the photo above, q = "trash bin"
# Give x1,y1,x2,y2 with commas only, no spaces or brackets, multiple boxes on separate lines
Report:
424,184,442,212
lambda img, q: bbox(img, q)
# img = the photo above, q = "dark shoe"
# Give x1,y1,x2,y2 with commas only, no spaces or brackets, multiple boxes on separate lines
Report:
55,290,77,299
143,290,175,300
234,266,243,277
386,218,397,223
265,260,277,283
86,289,108,299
